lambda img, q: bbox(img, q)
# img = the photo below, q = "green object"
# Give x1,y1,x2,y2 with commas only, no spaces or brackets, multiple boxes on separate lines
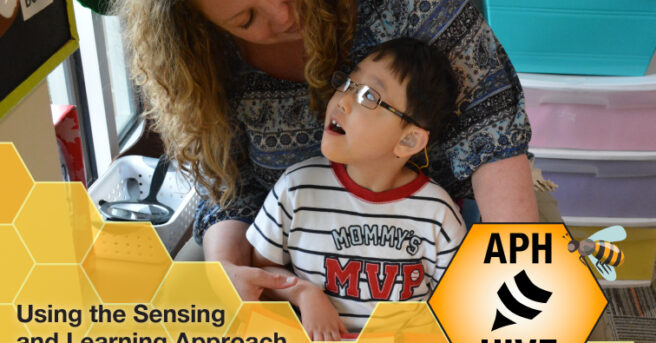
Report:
76,0,110,15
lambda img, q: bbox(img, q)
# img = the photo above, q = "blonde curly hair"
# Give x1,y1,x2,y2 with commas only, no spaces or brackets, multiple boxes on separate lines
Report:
112,0,355,206
297,0,356,114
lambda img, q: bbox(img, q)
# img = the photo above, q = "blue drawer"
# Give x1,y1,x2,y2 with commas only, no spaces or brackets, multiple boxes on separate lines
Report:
483,0,656,76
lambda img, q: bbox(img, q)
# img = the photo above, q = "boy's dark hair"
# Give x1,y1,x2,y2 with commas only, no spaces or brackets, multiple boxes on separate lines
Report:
368,38,458,142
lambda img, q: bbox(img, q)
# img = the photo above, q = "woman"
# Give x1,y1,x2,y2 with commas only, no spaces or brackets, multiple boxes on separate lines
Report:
113,0,538,300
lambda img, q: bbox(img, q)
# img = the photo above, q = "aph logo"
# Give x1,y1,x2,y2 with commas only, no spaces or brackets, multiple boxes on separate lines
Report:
492,270,552,331
429,224,608,343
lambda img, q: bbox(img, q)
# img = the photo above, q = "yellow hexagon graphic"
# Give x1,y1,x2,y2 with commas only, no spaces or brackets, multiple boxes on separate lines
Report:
14,265,101,341
356,302,447,343
0,305,31,342
14,182,103,263
86,304,171,342
0,143,34,224
0,224,34,304
429,224,607,343
151,262,241,339
82,222,172,303
224,302,309,343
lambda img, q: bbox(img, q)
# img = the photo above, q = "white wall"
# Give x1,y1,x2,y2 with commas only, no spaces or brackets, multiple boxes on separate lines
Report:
0,81,62,181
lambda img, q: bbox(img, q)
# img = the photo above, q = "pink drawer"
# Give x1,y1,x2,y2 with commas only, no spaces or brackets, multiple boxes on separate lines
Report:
521,73,656,151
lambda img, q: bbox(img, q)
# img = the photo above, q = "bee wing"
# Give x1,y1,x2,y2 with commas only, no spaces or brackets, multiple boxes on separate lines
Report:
587,254,616,281
587,225,626,242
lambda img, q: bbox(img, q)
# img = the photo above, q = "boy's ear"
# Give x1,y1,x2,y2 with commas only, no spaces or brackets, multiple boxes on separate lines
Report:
394,128,429,158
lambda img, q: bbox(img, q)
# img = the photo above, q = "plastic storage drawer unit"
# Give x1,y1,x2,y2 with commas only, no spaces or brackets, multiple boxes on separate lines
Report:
532,148,656,219
520,73,656,151
483,0,656,76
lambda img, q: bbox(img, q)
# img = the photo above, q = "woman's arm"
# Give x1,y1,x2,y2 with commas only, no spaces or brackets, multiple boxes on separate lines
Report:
202,220,252,264
396,0,534,217
203,220,296,301
471,154,538,222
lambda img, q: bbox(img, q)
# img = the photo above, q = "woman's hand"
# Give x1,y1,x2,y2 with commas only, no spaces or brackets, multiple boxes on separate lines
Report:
202,220,296,300
221,262,297,301
296,281,348,341
254,254,347,340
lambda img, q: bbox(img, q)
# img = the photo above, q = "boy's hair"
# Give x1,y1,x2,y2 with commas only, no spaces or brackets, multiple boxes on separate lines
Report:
368,38,458,141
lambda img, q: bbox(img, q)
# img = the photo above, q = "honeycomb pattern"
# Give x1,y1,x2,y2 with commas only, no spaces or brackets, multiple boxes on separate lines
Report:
82,222,172,303
0,305,30,342
224,302,310,343
14,182,103,263
15,265,101,341
0,143,34,224
4,145,609,343
0,225,33,304
152,262,241,338
357,302,447,342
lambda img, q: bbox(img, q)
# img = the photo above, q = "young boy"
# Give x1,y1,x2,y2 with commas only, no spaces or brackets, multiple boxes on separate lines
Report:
245,38,466,341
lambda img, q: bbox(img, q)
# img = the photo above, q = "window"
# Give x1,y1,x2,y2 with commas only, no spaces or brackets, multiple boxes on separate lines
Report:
103,15,140,142
46,2,140,182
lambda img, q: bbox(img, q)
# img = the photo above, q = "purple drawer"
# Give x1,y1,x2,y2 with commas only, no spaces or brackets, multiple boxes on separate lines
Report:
532,149,656,218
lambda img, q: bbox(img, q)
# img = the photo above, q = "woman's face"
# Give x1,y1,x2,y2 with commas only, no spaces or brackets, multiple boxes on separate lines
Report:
192,0,302,45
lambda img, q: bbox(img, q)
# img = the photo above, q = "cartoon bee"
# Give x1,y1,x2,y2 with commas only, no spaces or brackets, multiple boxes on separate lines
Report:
565,225,626,281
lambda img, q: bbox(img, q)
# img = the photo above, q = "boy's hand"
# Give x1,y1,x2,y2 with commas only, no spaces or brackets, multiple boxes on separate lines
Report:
296,281,348,341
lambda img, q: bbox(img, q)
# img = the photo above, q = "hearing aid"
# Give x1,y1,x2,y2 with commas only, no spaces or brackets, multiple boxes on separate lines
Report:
400,134,416,148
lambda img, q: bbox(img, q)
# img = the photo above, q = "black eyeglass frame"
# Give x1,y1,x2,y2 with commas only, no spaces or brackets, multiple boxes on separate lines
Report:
331,71,426,129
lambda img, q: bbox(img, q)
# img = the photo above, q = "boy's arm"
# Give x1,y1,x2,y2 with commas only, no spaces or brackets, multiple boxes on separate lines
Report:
253,250,348,341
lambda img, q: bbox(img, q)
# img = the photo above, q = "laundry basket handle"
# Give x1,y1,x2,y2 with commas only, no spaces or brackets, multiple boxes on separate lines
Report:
144,154,169,203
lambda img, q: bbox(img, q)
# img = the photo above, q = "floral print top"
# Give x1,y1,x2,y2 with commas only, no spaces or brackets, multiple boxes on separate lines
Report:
193,0,531,243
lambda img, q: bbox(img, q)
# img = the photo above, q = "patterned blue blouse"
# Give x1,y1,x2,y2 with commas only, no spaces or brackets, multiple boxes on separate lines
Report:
194,0,531,243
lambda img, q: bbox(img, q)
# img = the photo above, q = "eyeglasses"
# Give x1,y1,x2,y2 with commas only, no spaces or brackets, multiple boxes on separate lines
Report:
331,71,425,129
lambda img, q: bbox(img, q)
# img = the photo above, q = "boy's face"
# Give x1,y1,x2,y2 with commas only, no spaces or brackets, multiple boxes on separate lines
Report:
321,55,409,165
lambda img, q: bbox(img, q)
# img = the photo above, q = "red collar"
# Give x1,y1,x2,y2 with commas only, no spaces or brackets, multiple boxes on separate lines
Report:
331,162,429,203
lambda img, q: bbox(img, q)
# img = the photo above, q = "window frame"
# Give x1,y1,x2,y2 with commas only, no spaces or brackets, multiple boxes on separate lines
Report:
47,2,141,183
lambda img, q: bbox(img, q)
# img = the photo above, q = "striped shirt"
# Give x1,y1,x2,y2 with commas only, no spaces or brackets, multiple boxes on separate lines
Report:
246,156,466,331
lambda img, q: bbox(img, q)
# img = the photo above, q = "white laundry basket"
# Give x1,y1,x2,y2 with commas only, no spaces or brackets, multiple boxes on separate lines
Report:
88,155,199,254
